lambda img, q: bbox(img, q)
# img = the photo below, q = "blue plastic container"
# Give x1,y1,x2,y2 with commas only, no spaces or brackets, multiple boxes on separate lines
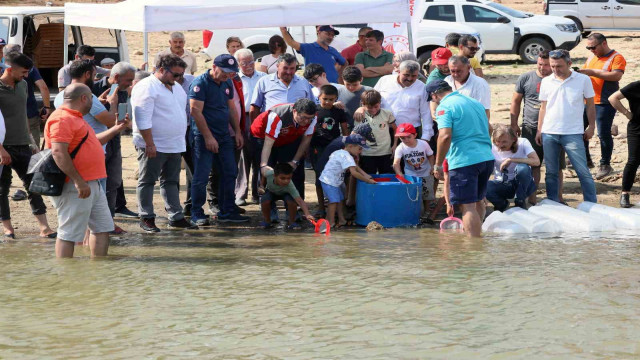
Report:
355,174,422,228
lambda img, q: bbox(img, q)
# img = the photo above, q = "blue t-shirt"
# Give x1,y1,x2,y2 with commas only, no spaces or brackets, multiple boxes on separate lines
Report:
299,42,346,83
436,91,493,170
26,67,43,118
54,91,108,135
188,72,234,139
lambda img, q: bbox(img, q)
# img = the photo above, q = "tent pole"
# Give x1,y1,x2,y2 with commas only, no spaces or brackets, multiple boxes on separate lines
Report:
63,25,69,64
143,31,149,70
407,22,414,54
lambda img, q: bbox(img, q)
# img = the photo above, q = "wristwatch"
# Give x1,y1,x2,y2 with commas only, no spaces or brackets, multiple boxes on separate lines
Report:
433,165,442,171
291,159,299,166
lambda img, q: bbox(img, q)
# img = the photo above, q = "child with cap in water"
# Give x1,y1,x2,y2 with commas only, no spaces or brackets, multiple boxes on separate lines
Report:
319,134,376,228
393,123,436,224
259,163,315,229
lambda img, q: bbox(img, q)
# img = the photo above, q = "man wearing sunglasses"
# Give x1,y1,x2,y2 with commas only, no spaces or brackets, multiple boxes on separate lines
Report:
577,33,626,180
458,34,484,78
341,26,372,66
131,54,195,232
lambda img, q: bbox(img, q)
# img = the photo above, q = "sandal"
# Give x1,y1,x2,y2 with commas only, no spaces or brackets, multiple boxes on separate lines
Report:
4,233,15,239
40,232,57,239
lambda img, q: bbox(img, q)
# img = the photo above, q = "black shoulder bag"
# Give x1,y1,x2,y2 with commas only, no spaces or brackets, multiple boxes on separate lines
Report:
27,132,89,196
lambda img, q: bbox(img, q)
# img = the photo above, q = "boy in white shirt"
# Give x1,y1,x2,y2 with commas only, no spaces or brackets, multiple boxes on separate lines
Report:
392,123,435,222
319,135,376,228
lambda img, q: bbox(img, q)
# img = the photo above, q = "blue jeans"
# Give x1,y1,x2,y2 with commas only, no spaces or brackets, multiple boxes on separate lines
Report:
542,133,597,203
485,164,536,211
191,134,238,219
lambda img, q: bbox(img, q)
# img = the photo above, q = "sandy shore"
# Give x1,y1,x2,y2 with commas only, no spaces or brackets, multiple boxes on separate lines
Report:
4,0,640,237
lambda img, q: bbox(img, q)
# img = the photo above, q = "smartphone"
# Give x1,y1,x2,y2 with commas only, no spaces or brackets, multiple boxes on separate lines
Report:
572,66,580,72
118,103,128,122
109,84,119,96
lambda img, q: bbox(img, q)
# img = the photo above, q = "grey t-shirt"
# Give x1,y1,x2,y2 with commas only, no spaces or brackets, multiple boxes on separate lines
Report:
0,80,32,146
515,70,543,129
338,85,372,128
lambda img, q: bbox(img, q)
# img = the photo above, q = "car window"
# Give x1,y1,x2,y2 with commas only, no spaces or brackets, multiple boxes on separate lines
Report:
0,17,9,42
616,0,640,4
424,5,456,22
463,5,503,23
486,3,528,18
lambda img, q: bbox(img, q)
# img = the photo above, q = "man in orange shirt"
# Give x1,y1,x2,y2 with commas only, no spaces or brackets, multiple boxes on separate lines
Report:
45,83,129,258
579,33,626,179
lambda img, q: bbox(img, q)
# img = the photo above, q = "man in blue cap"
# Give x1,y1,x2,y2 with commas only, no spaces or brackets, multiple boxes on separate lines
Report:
279,25,346,83
189,54,248,225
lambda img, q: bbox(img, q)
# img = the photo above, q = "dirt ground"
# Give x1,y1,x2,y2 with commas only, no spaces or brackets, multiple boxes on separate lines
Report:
4,0,640,237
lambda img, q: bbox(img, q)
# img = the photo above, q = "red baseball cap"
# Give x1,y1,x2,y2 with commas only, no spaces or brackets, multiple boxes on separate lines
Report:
395,123,416,137
431,47,453,65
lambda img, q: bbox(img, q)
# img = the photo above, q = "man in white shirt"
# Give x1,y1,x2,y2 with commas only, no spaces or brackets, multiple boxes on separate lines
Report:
370,60,432,140
131,54,195,232
153,32,198,75
445,56,491,121
236,48,265,203
535,49,597,203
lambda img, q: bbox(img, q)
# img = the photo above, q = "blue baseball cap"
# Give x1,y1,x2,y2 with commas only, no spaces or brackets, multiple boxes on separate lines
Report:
345,134,369,149
425,79,451,101
214,54,239,73
318,25,340,35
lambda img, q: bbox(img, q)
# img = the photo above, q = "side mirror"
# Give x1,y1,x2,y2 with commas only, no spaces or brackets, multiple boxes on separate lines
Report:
497,16,511,24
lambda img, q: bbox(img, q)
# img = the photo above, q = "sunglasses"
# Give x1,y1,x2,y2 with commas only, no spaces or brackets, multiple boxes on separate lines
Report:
586,42,602,51
464,46,480,52
164,68,184,78
548,50,567,58
239,61,255,67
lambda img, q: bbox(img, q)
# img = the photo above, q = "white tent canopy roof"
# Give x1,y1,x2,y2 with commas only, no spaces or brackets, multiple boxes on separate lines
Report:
64,0,411,33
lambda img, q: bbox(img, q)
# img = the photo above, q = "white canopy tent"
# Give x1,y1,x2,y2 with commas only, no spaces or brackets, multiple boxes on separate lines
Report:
64,0,411,65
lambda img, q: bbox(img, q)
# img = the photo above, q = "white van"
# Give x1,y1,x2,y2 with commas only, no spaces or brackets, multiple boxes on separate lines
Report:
202,21,484,68
545,0,640,34
0,6,129,91
424,0,581,63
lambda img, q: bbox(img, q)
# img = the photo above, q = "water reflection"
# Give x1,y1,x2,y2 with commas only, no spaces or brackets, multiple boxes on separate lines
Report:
1,230,639,358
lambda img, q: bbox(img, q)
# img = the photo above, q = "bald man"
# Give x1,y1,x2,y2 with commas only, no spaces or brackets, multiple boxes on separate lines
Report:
45,83,129,258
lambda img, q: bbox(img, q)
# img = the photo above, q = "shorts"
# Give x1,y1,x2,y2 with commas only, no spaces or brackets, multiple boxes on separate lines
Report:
49,180,114,243
521,125,565,169
260,190,295,204
448,160,494,205
320,181,345,204
420,174,435,201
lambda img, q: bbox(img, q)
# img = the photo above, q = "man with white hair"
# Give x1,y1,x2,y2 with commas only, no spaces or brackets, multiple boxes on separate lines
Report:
236,48,265,204
92,62,138,224
444,55,491,121
154,32,198,75
369,60,432,140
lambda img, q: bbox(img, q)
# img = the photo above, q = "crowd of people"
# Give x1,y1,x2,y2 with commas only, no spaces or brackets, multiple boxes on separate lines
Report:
0,25,636,257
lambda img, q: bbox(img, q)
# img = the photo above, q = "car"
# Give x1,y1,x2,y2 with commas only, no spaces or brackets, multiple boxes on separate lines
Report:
0,5,129,98
202,21,484,69
423,0,582,63
545,0,640,35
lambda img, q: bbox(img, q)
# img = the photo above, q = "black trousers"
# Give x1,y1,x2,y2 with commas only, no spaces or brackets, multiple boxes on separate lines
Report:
622,124,640,191
0,145,47,220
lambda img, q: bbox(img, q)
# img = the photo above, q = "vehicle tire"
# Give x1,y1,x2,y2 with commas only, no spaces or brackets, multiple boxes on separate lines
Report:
518,37,551,64
252,49,271,62
417,50,433,72
569,17,591,38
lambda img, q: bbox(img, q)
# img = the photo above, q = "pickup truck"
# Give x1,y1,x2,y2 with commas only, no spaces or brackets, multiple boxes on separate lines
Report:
0,5,129,98
545,0,640,35
202,21,484,68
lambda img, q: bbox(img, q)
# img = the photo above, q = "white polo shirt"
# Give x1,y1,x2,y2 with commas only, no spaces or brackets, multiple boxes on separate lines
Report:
445,71,491,110
374,74,433,140
539,71,595,135
131,75,187,153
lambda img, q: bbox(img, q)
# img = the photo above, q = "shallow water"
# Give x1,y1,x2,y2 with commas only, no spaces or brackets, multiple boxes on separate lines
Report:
1,229,639,359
